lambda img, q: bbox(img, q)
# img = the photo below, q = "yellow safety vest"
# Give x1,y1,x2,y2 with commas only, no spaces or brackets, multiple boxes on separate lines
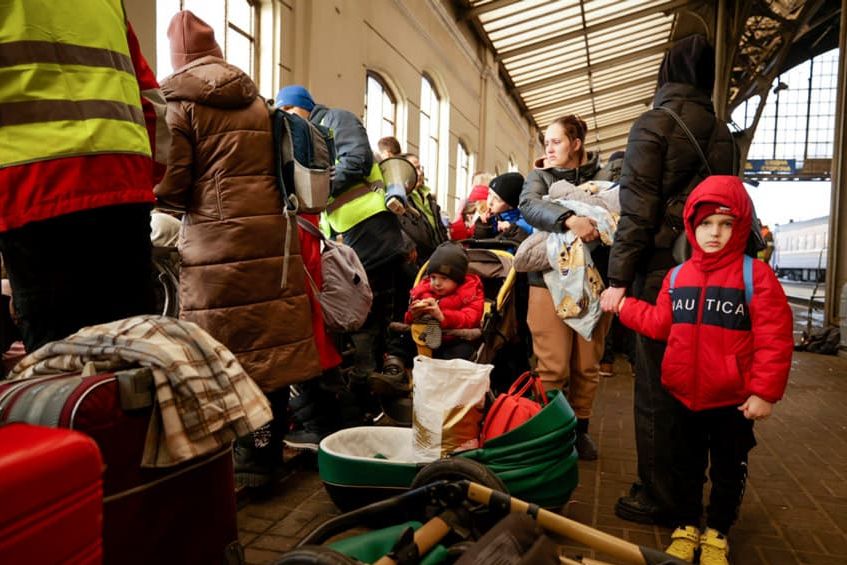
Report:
325,163,388,233
0,0,151,168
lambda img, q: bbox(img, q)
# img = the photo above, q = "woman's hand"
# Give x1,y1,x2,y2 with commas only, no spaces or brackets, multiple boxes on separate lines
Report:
600,287,627,313
565,215,599,242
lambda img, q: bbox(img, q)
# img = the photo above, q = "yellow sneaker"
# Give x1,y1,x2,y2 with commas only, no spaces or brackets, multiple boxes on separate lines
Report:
665,525,700,562
699,528,730,565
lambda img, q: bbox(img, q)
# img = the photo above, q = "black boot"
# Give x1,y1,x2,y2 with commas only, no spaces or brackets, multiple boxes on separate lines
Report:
575,418,598,461
614,482,670,525
368,355,410,397
235,388,288,490
234,428,276,489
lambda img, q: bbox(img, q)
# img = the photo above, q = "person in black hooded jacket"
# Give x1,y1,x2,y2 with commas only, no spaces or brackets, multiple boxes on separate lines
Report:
599,35,738,525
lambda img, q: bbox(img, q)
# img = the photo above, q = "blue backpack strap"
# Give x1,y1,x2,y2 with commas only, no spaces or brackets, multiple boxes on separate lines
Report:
743,255,754,303
669,262,686,292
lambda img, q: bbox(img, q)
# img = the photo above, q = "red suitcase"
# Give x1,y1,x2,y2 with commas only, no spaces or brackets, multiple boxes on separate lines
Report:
0,423,103,565
0,369,243,565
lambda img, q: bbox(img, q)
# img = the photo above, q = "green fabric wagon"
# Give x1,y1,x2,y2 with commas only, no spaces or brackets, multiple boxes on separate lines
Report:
318,391,578,511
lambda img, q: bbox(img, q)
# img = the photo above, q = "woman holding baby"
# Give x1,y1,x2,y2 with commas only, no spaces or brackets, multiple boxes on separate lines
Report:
518,114,612,461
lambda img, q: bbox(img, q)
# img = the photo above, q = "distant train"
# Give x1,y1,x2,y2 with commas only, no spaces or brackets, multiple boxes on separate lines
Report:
771,216,828,282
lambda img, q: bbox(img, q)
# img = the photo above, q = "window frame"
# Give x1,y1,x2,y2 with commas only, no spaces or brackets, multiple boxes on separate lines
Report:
155,0,258,79
419,74,441,201
455,141,472,214
364,71,398,152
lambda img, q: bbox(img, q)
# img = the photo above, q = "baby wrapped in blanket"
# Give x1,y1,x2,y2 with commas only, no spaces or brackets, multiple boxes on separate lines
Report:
514,180,619,339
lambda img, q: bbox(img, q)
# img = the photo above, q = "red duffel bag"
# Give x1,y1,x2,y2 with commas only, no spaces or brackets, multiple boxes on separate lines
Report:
480,371,548,445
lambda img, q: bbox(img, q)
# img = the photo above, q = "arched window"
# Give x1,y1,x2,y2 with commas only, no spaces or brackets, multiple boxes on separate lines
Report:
456,142,471,203
419,75,441,193
364,72,397,151
155,0,256,79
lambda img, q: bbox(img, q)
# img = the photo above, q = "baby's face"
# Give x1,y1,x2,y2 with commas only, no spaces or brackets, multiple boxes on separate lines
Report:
695,214,734,253
429,273,458,296
487,192,509,215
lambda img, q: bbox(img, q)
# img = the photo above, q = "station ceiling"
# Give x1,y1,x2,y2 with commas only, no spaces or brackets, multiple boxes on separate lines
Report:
453,0,841,157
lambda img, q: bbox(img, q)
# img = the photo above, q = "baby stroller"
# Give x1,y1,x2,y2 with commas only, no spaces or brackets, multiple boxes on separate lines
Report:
395,245,517,363
277,479,687,565
318,388,578,513
378,245,520,425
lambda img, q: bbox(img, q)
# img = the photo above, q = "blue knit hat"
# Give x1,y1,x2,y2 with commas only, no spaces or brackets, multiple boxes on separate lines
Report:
275,85,315,111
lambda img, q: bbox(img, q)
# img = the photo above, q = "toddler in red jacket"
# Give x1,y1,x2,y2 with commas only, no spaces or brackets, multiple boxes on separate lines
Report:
610,176,793,565
405,242,484,360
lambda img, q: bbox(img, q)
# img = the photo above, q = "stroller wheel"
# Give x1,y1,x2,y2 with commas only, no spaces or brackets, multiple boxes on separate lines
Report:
411,458,509,540
411,458,507,493
274,545,360,564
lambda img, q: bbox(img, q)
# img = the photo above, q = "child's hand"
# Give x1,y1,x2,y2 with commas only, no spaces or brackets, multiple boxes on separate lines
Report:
428,302,444,322
410,298,435,314
497,221,512,233
739,395,773,421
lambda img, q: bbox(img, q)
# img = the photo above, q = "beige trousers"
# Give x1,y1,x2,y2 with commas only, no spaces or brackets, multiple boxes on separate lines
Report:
527,285,611,419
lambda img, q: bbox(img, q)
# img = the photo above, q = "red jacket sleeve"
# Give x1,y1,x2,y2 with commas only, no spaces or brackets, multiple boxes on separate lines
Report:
440,276,484,330
126,22,170,185
619,270,673,342
748,262,793,403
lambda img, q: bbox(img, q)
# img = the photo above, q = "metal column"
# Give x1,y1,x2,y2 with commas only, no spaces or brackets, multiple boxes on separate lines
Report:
825,0,847,335
713,0,729,122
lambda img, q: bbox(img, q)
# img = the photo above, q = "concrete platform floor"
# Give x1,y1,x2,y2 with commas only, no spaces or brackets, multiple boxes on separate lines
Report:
237,350,847,564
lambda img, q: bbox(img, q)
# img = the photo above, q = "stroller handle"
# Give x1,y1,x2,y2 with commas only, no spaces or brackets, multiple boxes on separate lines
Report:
464,482,686,565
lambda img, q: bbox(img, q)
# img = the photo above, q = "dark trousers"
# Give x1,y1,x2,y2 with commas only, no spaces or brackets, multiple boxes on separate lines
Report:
631,269,679,515
672,399,756,534
432,339,478,361
350,257,406,373
0,204,155,352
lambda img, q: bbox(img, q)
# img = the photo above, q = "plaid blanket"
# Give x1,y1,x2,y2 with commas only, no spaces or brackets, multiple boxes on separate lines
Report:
8,315,272,467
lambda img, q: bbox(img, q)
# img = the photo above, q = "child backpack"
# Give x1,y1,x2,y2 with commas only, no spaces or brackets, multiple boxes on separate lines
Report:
480,371,548,446
296,217,373,332
272,108,335,214
669,255,755,303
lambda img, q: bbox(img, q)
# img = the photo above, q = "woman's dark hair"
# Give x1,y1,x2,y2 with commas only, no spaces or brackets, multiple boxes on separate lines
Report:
550,114,588,165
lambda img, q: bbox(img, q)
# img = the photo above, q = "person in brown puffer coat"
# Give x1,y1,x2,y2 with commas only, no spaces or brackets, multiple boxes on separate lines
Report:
155,10,320,489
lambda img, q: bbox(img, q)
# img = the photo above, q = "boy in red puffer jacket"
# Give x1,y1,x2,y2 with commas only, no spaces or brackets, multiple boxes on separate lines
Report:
608,176,793,565
405,242,484,360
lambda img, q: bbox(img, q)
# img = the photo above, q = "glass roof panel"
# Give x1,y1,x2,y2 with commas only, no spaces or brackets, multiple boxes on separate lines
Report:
481,0,577,32
468,0,684,150
476,0,555,24
490,20,583,50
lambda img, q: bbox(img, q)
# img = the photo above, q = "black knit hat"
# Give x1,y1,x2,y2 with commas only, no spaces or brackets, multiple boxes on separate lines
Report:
426,242,469,284
489,172,525,209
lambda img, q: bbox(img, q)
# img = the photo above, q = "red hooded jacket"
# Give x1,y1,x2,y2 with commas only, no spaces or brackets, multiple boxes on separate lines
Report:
404,274,484,331
619,176,793,411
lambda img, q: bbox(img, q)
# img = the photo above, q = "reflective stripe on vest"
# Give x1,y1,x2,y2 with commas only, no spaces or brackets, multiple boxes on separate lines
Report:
0,0,150,168
325,163,388,233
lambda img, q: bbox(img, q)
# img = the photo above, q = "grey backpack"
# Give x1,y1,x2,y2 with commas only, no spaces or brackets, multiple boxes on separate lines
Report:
297,218,372,332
